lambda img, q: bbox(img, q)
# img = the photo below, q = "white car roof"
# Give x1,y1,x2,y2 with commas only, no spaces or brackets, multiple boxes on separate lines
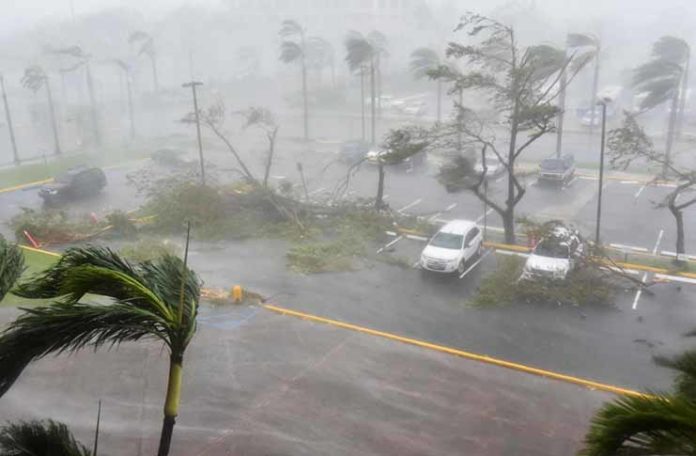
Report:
439,219,477,235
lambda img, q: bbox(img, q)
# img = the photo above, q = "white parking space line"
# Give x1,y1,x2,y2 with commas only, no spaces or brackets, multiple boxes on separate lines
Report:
661,251,696,261
634,184,647,200
397,198,422,213
376,235,403,254
652,229,664,255
495,250,529,258
427,203,457,223
445,203,458,211
578,176,596,181
655,273,696,285
620,180,640,185
632,273,648,310
475,208,494,224
459,249,493,279
271,175,286,179
564,176,578,188
610,243,649,253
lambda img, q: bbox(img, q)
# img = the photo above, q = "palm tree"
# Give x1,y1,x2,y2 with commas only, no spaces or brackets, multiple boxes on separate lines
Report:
0,236,24,302
129,31,159,92
0,244,201,456
579,348,696,455
410,47,444,123
0,420,91,455
306,36,335,88
279,19,309,140
113,59,135,140
566,34,601,136
345,31,385,145
21,66,61,155
633,36,690,175
367,31,388,118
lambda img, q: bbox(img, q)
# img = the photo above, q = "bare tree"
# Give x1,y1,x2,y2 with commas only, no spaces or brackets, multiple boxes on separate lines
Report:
241,107,279,188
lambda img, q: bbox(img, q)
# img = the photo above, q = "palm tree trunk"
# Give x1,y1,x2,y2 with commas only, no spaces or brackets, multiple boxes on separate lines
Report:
505,96,521,244
664,90,680,176
457,88,463,153
376,58,382,119
301,58,309,141
375,162,385,209
360,67,366,141
157,354,183,456
436,79,442,124
85,63,101,146
370,59,376,145
589,49,600,137
677,51,689,140
0,75,19,165
45,78,61,156
555,66,567,159
150,55,159,92
126,72,135,140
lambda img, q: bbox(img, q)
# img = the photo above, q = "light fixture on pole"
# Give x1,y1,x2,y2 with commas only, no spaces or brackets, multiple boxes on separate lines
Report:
182,81,206,185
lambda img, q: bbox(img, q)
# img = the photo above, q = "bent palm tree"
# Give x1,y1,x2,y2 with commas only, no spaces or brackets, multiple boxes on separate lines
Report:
410,47,443,123
130,31,159,92
279,19,309,140
0,245,201,456
345,31,382,145
0,237,24,302
0,420,91,456
633,36,690,175
21,66,61,155
566,33,601,135
580,348,696,455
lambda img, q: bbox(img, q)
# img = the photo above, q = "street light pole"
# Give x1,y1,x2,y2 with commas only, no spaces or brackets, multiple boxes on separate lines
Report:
0,75,19,165
182,81,205,186
595,100,608,245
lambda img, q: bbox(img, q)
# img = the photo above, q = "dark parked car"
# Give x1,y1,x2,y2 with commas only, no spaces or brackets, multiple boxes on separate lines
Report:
538,154,575,184
39,166,107,205
339,140,371,165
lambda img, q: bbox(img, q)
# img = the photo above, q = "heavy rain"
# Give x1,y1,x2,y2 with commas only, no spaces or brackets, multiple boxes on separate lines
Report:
1,0,696,454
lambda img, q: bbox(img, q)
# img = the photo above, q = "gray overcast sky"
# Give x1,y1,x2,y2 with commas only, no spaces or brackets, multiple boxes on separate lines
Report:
3,0,696,34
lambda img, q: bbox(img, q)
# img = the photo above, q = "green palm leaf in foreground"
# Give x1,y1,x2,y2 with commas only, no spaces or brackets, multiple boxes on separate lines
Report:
0,237,25,302
0,245,200,456
0,420,91,456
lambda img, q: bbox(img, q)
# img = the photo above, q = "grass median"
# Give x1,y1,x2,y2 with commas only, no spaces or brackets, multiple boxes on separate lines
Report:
0,248,58,308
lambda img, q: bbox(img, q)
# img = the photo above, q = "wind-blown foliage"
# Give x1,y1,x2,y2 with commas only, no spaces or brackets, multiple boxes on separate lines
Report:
1,245,200,456
0,420,91,456
20,66,47,92
0,236,25,302
279,19,309,139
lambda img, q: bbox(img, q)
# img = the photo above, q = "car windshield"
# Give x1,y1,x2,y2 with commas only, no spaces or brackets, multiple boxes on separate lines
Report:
534,240,570,259
430,232,463,249
540,159,565,171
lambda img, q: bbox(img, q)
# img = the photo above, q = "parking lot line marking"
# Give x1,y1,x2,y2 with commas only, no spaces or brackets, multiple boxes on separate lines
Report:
564,176,578,188
475,208,493,224
660,250,696,261
263,304,646,397
655,273,696,285
397,198,422,213
632,274,648,310
652,229,664,255
459,249,492,279
620,180,640,185
634,184,647,200
271,175,286,179
495,250,529,258
445,203,457,211
376,235,403,253
610,243,649,253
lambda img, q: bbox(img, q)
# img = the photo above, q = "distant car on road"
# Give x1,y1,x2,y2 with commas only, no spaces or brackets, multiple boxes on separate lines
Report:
365,147,426,170
39,166,107,206
420,219,483,274
521,223,583,281
473,152,506,179
538,154,575,184
339,140,371,165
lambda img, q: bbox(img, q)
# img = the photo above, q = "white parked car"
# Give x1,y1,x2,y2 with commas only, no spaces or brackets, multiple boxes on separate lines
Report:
473,153,505,179
420,220,483,274
521,224,583,280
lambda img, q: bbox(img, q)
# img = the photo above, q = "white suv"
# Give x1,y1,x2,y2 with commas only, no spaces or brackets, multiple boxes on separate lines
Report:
420,220,483,274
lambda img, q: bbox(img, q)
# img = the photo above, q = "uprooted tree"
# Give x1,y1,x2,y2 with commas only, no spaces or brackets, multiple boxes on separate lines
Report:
608,112,696,264
428,13,590,244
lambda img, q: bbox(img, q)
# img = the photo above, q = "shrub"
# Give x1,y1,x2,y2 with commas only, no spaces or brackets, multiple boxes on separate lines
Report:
118,239,179,263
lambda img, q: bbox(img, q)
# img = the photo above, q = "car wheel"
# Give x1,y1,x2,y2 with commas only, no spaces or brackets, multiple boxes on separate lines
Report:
457,260,466,275
477,242,483,257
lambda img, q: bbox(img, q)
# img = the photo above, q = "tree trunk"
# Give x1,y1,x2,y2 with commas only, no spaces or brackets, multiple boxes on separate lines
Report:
588,49,600,137
555,65,567,159
668,198,686,265
505,95,521,244
502,210,515,245
0,75,19,165
370,60,376,145
436,79,442,124
126,72,135,140
676,52,689,140
375,162,385,209
664,89,680,176
150,55,159,92
301,58,309,141
360,67,366,141
157,355,183,456
377,58,382,119
85,63,101,146
457,88,463,153
263,128,278,188
45,78,61,156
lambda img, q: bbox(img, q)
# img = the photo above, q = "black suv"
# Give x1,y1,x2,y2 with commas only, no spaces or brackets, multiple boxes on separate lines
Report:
538,154,575,184
39,166,107,205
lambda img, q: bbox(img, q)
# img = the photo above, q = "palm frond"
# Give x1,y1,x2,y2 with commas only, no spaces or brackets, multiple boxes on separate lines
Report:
20,66,47,92
0,300,168,397
524,44,565,82
279,19,303,38
344,33,374,72
410,48,440,79
279,41,303,63
652,36,689,65
0,420,91,456
366,30,388,55
0,237,24,302
567,33,598,49
579,394,696,455
655,350,696,399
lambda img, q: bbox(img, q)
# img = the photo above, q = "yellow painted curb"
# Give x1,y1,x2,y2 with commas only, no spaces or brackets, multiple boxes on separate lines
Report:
484,241,531,253
19,245,61,257
263,304,647,398
0,178,53,194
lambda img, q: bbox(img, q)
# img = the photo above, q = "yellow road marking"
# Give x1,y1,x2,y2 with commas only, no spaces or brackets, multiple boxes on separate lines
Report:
0,178,53,194
19,245,61,257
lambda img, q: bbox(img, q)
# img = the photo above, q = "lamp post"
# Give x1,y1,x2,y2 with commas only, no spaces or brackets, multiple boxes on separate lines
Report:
595,99,608,245
182,81,205,185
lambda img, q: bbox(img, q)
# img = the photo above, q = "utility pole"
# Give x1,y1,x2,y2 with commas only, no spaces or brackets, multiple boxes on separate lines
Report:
0,75,19,165
555,58,567,159
182,81,205,185
595,100,608,245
